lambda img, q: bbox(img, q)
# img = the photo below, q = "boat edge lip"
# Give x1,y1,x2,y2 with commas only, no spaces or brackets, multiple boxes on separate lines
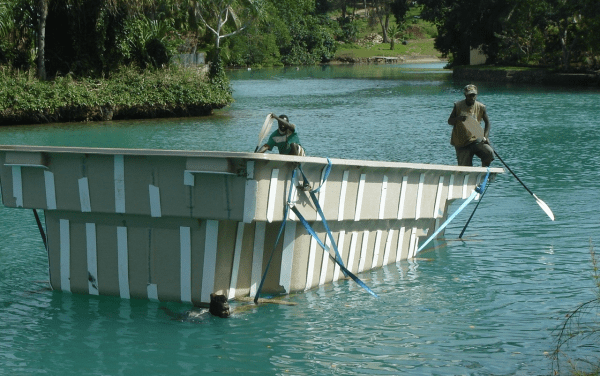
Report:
0,144,504,174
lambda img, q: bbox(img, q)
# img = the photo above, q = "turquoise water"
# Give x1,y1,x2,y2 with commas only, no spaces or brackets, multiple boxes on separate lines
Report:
0,64,599,375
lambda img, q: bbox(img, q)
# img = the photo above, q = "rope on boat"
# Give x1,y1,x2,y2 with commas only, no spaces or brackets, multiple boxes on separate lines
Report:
289,206,378,298
255,159,378,303
297,160,346,275
416,167,491,255
254,169,296,304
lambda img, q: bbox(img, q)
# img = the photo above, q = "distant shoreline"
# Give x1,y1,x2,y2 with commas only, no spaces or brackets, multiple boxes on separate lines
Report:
452,65,600,87
329,55,447,65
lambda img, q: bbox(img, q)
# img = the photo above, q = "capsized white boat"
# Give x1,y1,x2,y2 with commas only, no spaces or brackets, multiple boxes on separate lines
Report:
0,145,502,306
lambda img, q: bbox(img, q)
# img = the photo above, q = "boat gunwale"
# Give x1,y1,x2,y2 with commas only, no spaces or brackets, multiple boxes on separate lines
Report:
0,144,504,174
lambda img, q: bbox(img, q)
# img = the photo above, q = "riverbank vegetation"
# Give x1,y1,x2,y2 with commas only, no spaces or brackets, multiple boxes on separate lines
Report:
419,0,600,71
0,66,231,125
1,0,599,74
1,0,599,124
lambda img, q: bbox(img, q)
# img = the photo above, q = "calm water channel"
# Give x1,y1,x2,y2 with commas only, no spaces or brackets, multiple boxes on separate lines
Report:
0,63,598,375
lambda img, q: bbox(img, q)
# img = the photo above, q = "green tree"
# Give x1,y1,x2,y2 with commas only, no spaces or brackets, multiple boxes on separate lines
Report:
494,0,550,65
192,0,264,76
420,0,511,65
387,23,400,50
390,0,411,25
225,0,338,67
371,0,393,43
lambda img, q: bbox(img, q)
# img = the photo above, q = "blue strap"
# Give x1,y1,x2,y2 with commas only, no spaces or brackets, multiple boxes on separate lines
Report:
254,169,296,303
416,168,491,254
290,205,378,298
297,159,346,273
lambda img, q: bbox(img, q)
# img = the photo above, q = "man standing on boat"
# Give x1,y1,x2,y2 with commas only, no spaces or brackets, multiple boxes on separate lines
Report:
447,84,494,167
257,114,305,156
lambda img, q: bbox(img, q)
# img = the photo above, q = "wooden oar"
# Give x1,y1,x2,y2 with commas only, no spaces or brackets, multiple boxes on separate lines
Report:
493,149,555,221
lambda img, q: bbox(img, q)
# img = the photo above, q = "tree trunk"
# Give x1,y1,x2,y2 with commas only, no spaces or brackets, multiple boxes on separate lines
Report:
380,14,390,43
559,26,573,71
37,0,48,80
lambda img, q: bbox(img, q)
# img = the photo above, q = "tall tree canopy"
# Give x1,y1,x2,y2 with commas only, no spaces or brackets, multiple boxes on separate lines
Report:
421,0,600,69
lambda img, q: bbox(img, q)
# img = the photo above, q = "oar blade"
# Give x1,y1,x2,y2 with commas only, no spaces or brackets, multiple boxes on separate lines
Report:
256,114,274,150
533,194,555,221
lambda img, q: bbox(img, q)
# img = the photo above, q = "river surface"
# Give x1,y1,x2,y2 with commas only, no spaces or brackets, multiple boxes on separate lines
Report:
0,63,598,375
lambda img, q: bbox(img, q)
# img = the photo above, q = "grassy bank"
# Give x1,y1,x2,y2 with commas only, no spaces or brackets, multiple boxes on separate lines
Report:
334,6,442,62
0,66,233,126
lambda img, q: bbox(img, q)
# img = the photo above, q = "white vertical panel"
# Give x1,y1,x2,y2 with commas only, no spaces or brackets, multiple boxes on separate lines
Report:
378,175,388,219
448,174,455,200
180,226,192,303
396,226,406,262
288,171,298,221
250,222,266,297
279,222,296,293
117,226,130,299
347,232,358,273
60,219,70,292
183,171,194,186
305,236,318,290
433,176,445,218
358,230,369,272
316,166,328,221
12,166,23,208
415,173,425,220
114,155,126,213
333,230,345,282
338,170,349,220
397,176,408,219
44,171,57,210
86,223,98,295
243,161,257,223
462,174,470,199
78,177,91,212
149,185,162,218
408,227,418,259
228,222,245,299
383,229,393,265
147,284,159,301
201,220,218,303
319,236,332,285
371,230,382,269
354,174,366,221
266,169,279,223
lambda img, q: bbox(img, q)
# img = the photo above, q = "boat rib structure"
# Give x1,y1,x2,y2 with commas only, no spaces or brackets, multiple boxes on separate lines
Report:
0,145,502,305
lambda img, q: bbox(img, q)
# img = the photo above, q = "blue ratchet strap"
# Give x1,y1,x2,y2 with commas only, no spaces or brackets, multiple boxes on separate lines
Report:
290,205,378,298
254,169,297,304
416,168,491,254
297,159,346,274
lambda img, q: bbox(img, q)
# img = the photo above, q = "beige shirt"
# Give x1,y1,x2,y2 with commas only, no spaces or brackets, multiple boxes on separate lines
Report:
450,100,486,147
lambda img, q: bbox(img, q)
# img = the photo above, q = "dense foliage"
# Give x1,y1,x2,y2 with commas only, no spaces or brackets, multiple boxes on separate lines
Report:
0,0,422,76
0,66,232,124
420,0,600,70
1,0,598,83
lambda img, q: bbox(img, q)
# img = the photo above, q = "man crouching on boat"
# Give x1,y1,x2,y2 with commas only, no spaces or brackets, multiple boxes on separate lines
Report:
257,114,306,156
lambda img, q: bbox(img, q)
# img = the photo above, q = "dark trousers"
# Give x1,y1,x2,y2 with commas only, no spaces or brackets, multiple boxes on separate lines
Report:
455,141,494,167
